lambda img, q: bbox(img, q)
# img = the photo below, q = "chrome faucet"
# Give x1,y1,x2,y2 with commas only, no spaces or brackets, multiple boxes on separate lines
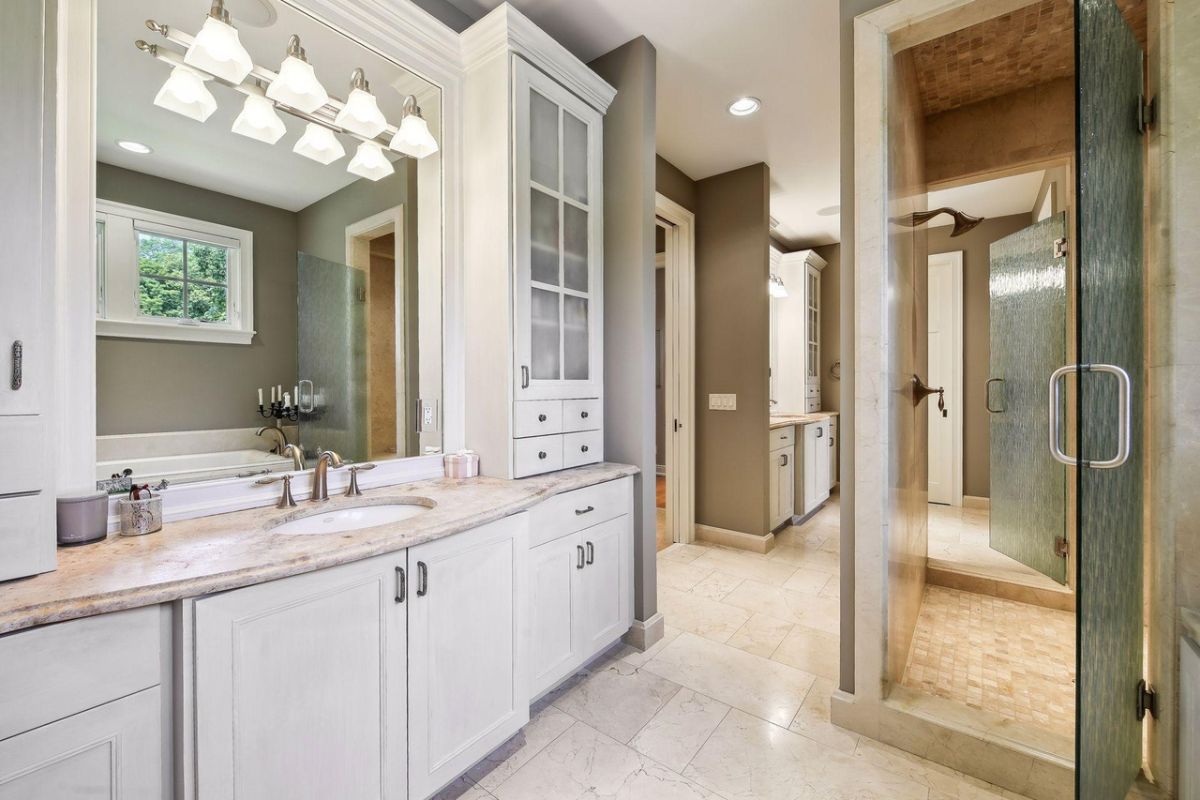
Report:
281,443,306,471
256,425,288,455
311,449,344,502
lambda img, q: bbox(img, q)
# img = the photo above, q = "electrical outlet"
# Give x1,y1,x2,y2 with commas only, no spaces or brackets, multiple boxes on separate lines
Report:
708,393,737,411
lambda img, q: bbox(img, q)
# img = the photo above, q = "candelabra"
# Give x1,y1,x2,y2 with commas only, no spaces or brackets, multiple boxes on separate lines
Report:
257,400,299,422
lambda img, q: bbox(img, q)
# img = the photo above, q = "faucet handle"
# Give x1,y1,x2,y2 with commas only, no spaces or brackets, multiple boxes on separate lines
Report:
256,473,296,508
345,463,377,497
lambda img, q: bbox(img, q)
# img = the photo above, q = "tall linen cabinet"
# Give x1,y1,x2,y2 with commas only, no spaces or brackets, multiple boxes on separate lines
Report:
462,7,616,479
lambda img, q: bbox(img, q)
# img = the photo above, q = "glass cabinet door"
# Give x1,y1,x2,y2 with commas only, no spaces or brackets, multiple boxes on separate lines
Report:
514,58,603,399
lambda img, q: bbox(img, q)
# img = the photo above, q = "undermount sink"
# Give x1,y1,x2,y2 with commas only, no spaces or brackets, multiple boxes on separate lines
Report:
271,500,435,535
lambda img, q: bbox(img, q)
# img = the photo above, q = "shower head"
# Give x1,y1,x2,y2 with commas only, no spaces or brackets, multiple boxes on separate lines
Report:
898,207,984,237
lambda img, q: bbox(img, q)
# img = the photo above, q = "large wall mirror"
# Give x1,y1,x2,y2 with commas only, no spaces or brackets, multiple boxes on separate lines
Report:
93,0,444,490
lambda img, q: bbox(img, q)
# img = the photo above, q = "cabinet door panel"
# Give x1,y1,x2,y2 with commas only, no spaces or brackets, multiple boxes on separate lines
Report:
769,450,782,528
579,517,629,653
408,515,529,799
529,534,583,697
0,687,162,800
194,553,406,800
781,446,795,523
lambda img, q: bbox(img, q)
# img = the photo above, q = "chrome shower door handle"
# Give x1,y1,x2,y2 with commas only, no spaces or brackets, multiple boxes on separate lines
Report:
985,378,1004,413
1047,364,1133,469
1048,366,1075,466
298,379,315,413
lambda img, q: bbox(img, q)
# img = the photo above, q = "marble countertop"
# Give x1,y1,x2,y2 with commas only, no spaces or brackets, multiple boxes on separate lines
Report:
0,463,637,636
1183,607,1200,643
769,411,839,430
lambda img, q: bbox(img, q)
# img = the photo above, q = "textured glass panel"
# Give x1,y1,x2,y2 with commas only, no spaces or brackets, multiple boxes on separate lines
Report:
563,111,588,204
187,241,228,283
530,189,560,286
138,276,183,318
297,252,368,462
530,288,560,380
1076,1,1145,795
186,283,227,323
137,232,184,277
563,295,588,380
987,213,1067,584
563,204,588,292
529,90,559,190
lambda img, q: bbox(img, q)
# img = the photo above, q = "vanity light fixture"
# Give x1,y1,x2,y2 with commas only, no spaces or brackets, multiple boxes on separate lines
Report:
293,122,346,164
265,35,329,113
117,140,153,154
389,95,439,158
334,69,388,139
347,140,395,181
153,65,218,122
768,273,789,298
232,92,287,144
728,96,761,116
183,0,254,85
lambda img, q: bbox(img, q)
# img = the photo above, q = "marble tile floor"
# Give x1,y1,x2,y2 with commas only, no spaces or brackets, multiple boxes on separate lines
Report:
926,504,1062,591
434,498,1036,800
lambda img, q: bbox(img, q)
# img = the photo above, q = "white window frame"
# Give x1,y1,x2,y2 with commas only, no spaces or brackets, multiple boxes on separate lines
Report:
95,199,256,345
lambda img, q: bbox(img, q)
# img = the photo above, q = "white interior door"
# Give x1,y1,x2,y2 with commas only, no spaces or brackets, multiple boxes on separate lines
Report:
926,251,963,506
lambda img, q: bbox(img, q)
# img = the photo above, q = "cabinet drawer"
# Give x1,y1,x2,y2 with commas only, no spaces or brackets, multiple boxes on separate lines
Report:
514,435,563,477
513,400,563,439
770,426,795,449
530,476,632,548
0,606,164,741
0,417,45,494
561,399,601,432
0,491,53,583
806,385,819,397
805,398,820,413
562,430,602,469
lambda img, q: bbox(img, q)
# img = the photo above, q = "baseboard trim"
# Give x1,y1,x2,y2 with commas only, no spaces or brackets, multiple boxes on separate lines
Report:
623,612,665,651
695,524,775,554
963,495,990,510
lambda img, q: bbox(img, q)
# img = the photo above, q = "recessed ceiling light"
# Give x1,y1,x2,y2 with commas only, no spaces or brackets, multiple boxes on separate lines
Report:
728,96,761,116
117,140,153,154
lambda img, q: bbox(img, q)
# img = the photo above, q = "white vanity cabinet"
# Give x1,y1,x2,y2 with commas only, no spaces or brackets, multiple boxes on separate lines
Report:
802,420,832,515
528,478,633,697
463,10,616,478
771,249,827,416
0,0,54,582
769,428,796,531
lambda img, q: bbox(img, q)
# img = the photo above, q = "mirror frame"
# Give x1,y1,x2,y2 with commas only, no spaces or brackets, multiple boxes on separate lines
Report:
55,0,466,522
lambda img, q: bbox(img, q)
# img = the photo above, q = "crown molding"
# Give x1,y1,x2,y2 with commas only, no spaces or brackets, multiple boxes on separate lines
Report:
460,4,617,113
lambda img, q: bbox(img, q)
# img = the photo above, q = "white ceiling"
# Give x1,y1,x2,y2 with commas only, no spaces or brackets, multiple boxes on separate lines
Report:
441,0,842,247
926,170,1046,229
97,0,436,211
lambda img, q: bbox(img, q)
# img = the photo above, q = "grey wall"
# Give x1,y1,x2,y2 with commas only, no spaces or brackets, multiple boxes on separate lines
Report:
589,37,659,625
296,167,415,266
694,163,772,537
656,155,697,212
814,243,841,413
95,163,298,435
927,214,1032,499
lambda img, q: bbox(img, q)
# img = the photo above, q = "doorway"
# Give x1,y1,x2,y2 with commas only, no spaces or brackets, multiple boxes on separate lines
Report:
926,250,963,507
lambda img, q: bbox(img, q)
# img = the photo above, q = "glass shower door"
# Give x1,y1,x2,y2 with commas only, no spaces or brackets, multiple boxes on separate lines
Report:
296,252,368,463
1074,0,1145,796
987,213,1068,584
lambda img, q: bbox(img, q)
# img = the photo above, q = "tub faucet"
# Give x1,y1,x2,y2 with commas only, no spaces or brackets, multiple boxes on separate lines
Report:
256,426,288,455
311,449,344,502
282,443,306,471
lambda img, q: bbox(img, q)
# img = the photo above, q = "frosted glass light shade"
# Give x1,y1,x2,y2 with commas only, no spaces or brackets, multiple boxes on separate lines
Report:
389,113,439,158
266,56,329,113
232,94,286,144
768,274,789,298
347,141,394,181
184,16,253,85
153,66,218,122
293,123,345,165
334,88,388,139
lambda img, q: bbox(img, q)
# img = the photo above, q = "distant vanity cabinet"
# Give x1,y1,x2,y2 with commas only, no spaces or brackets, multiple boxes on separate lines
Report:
769,427,796,531
769,248,827,414
802,419,833,515
463,11,616,478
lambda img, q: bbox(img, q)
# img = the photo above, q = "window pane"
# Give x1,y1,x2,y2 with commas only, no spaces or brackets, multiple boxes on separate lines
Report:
137,232,184,278
187,283,228,323
188,242,228,284
530,288,560,381
563,111,588,204
530,89,559,189
563,295,588,380
563,204,588,292
138,276,184,318
530,189,560,285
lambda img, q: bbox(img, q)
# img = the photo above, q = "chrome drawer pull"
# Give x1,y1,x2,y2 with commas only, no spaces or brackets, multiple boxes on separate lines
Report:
416,561,428,597
538,451,547,460
395,566,406,603
586,541,594,564
575,505,595,516
10,341,21,390
576,545,585,569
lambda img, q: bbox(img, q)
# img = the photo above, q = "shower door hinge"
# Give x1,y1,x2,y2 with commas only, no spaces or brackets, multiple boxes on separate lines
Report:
1054,537,1069,558
1137,679,1158,721
1053,238,1068,259
1137,94,1157,135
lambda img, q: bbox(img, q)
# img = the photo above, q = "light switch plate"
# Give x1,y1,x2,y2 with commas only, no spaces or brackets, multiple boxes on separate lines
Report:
708,393,737,411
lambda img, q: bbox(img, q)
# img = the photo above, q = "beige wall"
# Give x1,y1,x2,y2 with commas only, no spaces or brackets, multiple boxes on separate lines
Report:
656,155,697,212
693,163,772,537
95,163,298,435
927,214,1031,499
814,243,841,413
925,77,1074,186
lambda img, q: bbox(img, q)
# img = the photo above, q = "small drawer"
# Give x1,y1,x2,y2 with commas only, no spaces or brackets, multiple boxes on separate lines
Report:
0,418,45,494
514,400,563,439
562,430,602,468
806,385,819,398
562,399,602,433
514,434,563,477
530,476,632,547
771,426,795,449
805,398,820,413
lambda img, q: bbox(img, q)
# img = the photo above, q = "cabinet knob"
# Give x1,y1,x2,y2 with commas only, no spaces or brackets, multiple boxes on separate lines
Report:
581,445,589,453
538,451,547,460
538,414,547,422
581,411,589,419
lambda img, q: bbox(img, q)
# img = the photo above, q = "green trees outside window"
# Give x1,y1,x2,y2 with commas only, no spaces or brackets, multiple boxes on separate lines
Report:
137,232,229,323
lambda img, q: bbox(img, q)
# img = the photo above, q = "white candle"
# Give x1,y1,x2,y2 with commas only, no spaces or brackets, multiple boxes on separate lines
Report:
294,386,299,407
258,387,263,406
271,386,276,403
277,385,283,403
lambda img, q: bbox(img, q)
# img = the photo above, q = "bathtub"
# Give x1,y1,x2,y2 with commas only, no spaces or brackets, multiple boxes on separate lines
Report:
97,448,294,487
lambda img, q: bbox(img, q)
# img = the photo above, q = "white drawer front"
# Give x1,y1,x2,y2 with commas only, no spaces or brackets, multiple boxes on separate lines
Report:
513,400,563,439
562,431,602,469
770,426,795,449
805,398,820,413
514,435,563,477
0,418,45,494
561,399,601,433
530,476,632,548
